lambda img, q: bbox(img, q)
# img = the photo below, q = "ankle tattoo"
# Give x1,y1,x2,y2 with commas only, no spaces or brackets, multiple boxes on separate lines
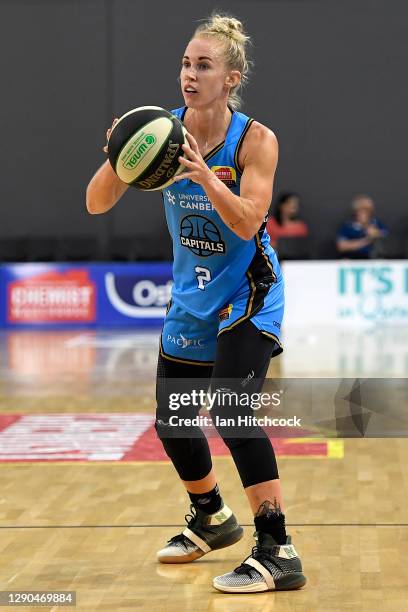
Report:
255,499,283,518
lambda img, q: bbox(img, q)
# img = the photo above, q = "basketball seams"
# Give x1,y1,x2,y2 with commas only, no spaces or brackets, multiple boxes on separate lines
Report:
135,118,186,190
115,117,173,183
128,118,175,186
108,107,186,190
111,106,168,134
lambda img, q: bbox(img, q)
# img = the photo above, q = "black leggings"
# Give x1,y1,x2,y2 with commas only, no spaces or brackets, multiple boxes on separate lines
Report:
155,318,279,488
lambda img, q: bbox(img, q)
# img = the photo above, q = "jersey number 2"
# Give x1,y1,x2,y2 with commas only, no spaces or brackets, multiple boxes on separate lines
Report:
195,266,211,290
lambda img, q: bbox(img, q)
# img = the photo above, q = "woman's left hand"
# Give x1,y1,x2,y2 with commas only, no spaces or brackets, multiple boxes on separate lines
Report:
173,133,214,186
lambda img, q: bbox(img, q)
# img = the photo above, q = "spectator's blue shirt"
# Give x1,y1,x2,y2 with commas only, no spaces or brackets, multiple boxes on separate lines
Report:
337,219,387,257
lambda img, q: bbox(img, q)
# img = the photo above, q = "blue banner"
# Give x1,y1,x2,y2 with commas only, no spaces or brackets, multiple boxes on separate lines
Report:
0,262,173,328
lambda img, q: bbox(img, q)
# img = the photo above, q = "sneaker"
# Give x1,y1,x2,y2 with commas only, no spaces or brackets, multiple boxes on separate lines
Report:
157,503,243,564
213,531,306,593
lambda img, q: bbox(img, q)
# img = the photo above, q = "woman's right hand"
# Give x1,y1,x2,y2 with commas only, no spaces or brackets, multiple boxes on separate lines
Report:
103,118,119,153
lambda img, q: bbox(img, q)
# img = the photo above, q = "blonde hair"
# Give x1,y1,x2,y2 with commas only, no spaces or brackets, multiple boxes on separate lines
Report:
193,13,251,110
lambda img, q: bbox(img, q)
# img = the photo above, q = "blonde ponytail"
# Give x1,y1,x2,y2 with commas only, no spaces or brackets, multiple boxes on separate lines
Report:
193,13,251,110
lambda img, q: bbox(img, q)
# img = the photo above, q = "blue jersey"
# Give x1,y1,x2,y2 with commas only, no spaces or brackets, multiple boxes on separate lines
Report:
163,106,281,321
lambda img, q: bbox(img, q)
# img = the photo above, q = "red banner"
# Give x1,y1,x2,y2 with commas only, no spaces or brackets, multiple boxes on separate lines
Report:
8,269,96,323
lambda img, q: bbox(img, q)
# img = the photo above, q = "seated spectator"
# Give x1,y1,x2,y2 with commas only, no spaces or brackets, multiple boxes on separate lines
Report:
337,195,387,259
266,192,309,247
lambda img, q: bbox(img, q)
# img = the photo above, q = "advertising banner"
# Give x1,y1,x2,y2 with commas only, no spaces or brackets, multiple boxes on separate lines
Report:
1,260,407,328
283,260,408,327
0,263,173,328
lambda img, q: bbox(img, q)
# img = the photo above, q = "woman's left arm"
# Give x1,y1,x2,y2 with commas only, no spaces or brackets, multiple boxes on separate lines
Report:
174,124,278,241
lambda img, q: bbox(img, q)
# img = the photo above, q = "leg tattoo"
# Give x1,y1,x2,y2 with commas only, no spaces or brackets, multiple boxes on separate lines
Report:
255,499,283,518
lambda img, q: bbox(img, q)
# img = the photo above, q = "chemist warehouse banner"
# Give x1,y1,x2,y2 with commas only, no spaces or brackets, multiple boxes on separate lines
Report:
0,263,172,327
0,261,407,328
283,261,408,327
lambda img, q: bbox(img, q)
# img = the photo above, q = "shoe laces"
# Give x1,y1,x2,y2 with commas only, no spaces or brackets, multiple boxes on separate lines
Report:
167,504,198,548
234,542,282,576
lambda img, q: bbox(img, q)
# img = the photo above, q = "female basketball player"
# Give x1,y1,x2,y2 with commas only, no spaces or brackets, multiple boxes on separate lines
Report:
87,14,306,593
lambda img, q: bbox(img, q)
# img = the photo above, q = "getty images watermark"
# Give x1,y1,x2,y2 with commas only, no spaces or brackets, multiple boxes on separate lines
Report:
167,388,302,428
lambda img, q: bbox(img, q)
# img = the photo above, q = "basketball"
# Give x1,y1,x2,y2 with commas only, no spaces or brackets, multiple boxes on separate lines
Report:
107,106,187,191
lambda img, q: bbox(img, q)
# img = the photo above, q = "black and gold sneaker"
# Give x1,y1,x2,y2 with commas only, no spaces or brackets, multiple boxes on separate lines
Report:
213,531,306,593
157,503,243,564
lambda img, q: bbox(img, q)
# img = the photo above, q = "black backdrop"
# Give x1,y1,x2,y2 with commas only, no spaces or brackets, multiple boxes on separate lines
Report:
1,0,407,256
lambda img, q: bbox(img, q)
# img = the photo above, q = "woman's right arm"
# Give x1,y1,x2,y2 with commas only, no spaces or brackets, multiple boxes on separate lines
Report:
86,159,129,214
86,118,129,214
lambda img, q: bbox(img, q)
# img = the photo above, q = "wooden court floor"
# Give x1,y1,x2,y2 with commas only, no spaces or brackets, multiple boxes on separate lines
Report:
0,329,407,611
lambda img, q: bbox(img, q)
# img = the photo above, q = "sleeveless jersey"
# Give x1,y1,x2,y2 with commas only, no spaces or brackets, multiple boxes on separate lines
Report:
163,106,280,320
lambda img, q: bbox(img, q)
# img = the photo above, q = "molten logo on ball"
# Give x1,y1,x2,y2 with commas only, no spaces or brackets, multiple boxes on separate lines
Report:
122,133,156,170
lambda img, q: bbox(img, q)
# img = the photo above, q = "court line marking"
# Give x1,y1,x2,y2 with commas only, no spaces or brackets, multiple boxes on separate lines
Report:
0,524,407,529
0,455,341,465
